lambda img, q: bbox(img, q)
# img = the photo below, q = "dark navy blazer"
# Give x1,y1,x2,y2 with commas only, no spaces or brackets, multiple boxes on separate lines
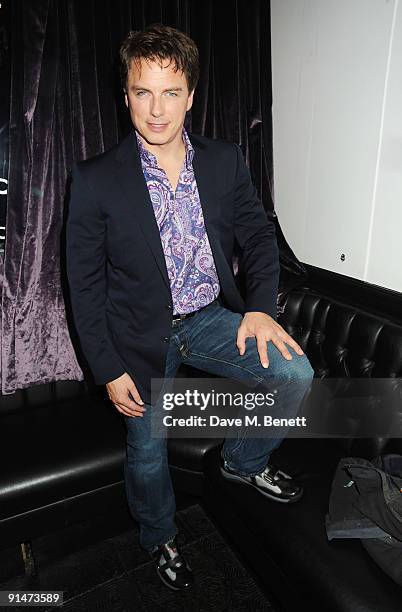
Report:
66,130,280,403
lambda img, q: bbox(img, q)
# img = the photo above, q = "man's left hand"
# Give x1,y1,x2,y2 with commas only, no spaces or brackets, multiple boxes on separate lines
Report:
237,311,304,369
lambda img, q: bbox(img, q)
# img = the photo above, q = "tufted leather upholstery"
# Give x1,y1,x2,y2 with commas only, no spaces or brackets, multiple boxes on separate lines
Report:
0,273,401,611
202,283,402,612
280,286,402,457
279,287,402,379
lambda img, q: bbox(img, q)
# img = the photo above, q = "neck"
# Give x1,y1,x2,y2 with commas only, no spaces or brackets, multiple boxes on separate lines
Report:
137,128,186,164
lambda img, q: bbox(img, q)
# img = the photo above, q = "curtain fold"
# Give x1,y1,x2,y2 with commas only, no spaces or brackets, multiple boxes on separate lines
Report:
1,0,306,395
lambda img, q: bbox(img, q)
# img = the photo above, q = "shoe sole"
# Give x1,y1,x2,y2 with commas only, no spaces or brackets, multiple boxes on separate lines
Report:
156,567,193,591
220,466,303,503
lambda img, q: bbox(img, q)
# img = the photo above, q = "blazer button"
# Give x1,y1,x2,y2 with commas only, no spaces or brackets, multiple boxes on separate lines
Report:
166,304,172,310
162,337,170,342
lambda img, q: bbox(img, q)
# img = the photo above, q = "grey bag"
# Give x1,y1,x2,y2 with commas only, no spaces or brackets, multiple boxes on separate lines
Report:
326,454,402,585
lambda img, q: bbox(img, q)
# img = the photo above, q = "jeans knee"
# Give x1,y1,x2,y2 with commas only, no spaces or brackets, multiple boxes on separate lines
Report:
257,351,314,393
296,354,315,381
126,437,167,463
281,349,314,382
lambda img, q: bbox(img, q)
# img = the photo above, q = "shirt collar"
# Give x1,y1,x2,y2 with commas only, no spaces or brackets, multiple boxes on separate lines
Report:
135,126,194,170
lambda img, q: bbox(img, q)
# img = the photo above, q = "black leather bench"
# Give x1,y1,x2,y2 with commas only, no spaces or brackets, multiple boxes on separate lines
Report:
201,274,402,612
1,266,401,611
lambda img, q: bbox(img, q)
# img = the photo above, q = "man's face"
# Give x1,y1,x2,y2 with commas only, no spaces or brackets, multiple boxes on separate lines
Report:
124,57,194,148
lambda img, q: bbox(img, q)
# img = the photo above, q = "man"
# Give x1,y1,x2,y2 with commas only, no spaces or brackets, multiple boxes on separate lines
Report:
66,23,314,591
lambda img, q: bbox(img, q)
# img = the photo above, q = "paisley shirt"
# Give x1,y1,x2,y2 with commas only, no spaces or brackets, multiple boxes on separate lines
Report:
135,127,220,315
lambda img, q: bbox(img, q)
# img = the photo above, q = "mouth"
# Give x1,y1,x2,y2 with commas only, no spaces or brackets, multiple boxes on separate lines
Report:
147,122,169,131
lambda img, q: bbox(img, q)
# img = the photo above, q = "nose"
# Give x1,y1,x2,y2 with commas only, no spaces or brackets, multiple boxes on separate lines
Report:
150,95,164,117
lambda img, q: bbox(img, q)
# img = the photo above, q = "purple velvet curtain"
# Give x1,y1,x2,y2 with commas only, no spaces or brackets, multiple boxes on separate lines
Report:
1,0,306,395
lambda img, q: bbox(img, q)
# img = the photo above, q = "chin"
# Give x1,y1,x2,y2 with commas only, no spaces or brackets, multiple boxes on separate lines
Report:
144,134,170,145
144,127,175,142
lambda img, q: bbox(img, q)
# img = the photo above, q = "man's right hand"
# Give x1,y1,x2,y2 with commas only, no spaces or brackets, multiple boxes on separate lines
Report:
106,372,146,418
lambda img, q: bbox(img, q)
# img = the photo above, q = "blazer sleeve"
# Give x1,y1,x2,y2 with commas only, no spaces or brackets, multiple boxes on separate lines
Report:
232,143,280,320
66,163,126,385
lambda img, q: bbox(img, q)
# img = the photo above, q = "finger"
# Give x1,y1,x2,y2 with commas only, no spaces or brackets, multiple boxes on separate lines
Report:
106,389,145,414
117,402,145,417
273,338,293,360
283,337,304,355
274,325,304,355
128,383,144,405
118,387,146,413
256,336,269,369
114,402,145,418
124,396,146,413
236,328,247,356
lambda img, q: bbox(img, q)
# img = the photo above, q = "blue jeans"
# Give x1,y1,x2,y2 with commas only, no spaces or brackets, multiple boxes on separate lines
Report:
123,298,314,551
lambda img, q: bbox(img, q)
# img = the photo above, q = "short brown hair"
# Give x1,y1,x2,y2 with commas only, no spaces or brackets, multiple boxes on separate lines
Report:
119,23,199,94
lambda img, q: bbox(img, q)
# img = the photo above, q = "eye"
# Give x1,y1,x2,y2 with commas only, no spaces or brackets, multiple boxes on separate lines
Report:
166,91,178,97
136,91,147,97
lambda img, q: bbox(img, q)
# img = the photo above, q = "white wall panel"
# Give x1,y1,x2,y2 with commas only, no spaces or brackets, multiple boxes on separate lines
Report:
271,0,401,291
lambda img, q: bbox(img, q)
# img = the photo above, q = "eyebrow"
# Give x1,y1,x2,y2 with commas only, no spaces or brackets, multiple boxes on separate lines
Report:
130,86,184,92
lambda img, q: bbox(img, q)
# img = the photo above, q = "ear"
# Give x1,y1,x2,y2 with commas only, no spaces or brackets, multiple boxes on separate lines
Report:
186,89,195,112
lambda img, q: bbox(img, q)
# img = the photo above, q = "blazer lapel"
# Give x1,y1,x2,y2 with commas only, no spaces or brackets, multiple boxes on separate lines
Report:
190,133,230,286
114,131,171,291
189,133,220,244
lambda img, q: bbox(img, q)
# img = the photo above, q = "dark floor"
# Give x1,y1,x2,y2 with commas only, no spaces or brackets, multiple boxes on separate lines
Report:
0,500,278,612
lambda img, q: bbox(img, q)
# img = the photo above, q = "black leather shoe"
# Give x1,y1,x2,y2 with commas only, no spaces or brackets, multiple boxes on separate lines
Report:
151,537,194,591
221,460,303,503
